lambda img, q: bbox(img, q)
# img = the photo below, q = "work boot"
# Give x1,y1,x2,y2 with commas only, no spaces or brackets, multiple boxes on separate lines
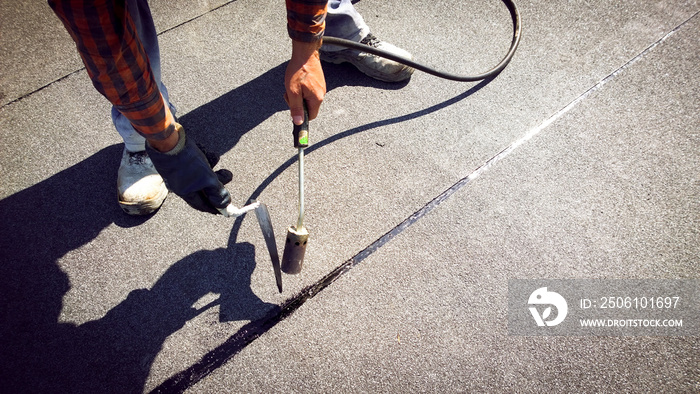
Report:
320,33,414,82
117,148,168,215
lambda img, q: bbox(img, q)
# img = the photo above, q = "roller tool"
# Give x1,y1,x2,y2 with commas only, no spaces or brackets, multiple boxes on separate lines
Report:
281,106,310,274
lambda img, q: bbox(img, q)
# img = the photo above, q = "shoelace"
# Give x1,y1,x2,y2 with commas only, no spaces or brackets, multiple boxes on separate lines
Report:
360,33,381,48
128,151,149,165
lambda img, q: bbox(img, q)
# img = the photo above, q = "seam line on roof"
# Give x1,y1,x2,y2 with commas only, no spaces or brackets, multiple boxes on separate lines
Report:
0,1,239,110
149,9,700,394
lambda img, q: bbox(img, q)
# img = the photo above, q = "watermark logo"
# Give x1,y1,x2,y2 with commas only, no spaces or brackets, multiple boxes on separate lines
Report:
509,280,698,336
528,287,568,327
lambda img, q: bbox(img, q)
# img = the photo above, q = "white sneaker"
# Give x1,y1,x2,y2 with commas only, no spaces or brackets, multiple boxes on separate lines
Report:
320,33,415,82
117,148,168,215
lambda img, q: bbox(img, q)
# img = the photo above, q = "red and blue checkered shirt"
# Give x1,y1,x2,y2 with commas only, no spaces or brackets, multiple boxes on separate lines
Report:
49,0,327,140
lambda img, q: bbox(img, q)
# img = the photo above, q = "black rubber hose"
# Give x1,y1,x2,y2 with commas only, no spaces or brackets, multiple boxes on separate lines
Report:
322,0,521,82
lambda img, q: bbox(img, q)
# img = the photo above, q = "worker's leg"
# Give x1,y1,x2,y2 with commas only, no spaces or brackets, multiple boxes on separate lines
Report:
322,0,414,82
49,0,172,215
114,0,177,153
324,0,370,45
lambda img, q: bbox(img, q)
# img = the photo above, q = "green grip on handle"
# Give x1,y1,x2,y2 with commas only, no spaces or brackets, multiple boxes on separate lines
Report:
292,105,309,148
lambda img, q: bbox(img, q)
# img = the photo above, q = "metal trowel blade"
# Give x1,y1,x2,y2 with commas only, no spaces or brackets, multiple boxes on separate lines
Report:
253,201,282,293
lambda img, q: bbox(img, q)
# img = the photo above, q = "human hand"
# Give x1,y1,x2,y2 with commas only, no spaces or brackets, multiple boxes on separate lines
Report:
146,124,233,215
284,39,326,125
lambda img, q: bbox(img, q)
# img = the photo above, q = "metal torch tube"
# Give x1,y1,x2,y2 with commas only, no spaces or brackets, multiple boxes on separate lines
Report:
297,147,305,230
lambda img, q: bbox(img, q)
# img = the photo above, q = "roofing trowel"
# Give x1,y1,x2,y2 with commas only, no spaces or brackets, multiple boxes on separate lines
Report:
218,201,283,293
254,202,283,293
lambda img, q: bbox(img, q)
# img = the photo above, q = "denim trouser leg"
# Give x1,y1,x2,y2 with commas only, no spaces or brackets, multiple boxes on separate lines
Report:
114,0,177,152
324,0,370,51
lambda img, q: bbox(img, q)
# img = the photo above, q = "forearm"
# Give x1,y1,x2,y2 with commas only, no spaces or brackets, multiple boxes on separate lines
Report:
291,39,322,62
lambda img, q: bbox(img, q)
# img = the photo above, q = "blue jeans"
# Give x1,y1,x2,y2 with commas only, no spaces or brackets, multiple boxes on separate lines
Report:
325,0,370,47
115,0,176,152
118,0,368,151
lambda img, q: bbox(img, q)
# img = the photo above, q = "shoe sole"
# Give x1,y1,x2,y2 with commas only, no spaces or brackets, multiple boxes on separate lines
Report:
118,187,168,215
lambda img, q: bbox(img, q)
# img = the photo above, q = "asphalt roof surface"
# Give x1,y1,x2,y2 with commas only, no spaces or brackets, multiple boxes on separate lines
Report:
1,0,698,392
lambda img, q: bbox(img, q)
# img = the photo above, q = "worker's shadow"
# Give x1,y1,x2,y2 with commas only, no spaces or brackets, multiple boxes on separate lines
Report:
180,61,408,154
180,60,490,205
0,62,407,393
0,143,279,392
0,60,490,392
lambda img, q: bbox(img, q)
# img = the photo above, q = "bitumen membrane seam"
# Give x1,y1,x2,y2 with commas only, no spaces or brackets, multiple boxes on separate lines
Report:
0,2,237,110
156,1,237,37
1,68,84,110
148,11,700,393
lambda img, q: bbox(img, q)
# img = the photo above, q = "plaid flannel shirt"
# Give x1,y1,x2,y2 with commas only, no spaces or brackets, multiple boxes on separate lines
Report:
49,0,327,139
286,0,327,42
